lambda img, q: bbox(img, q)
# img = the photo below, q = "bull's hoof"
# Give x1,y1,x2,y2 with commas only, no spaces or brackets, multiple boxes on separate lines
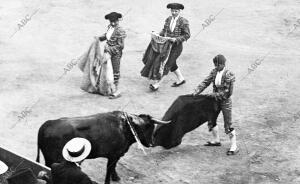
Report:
111,174,121,181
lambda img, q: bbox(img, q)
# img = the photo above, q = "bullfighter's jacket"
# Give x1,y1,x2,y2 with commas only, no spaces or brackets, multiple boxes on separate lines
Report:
159,16,190,43
195,68,235,100
99,25,127,55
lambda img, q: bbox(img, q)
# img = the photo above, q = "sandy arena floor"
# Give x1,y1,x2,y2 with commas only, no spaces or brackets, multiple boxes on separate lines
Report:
0,0,300,183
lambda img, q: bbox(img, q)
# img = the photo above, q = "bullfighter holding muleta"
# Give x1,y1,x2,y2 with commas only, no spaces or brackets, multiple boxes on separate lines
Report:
193,54,239,155
148,3,190,91
98,12,126,99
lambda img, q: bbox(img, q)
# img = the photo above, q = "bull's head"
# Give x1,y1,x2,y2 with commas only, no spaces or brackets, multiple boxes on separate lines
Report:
151,120,183,149
127,114,170,147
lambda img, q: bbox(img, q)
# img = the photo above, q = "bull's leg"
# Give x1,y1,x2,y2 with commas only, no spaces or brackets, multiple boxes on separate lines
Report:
45,160,52,168
43,149,64,167
44,154,58,167
110,157,121,181
105,158,113,184
43,152,55,167
105,157,120,184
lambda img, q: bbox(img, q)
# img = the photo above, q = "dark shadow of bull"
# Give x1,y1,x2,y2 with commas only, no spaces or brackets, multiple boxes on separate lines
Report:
152,94,221,149
36,111,169,184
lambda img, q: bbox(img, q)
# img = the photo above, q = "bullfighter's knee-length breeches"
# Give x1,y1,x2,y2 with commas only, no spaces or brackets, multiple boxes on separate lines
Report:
111,52,122,86
220,98,234,134
167,43,183,72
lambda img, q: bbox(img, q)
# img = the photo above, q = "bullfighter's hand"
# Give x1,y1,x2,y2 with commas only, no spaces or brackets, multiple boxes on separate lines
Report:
104,44,109,52
37,171,50,181
192,90,199,96
209,93,219,100
104,52,111,61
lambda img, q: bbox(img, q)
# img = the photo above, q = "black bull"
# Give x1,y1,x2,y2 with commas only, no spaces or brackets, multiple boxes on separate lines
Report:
36,95,219,182
153,94,221,149
36,111,169,184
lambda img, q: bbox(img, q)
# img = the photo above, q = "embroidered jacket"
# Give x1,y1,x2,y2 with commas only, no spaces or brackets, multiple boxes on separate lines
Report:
159,16,190,43
195,68,235,100
99,25,127,55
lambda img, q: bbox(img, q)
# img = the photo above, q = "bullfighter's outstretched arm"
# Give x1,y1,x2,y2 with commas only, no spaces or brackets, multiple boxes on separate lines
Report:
194,69,214,95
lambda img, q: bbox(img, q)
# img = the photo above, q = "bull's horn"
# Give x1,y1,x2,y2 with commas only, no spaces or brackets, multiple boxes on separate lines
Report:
151,117,171,124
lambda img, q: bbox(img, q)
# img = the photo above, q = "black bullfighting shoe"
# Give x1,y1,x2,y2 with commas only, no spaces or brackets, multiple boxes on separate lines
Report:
109,92,121,99
226,148,239,156
204,141,221,146
171,80,186,87
149,84,159,91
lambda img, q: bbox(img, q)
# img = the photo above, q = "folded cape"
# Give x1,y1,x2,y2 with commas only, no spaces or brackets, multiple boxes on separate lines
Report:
78,39,114,95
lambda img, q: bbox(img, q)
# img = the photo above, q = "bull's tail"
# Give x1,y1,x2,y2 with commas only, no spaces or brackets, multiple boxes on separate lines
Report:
36,127,43,163
36,141,40,163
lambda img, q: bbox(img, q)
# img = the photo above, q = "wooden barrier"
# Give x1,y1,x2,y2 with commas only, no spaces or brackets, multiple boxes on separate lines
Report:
0,146,50,183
